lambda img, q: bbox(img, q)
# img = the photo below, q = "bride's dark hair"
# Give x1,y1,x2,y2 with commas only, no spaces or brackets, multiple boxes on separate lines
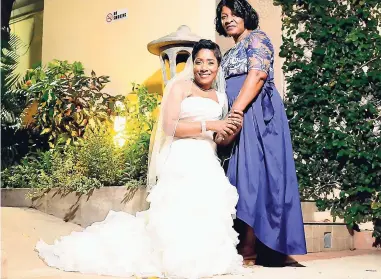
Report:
192,39,222,65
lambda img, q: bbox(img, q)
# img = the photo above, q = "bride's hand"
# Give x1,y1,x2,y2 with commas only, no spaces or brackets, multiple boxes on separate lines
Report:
229,109,244,118
210,118,241,137
221,110,244,136
215,110,244,143
227,110,244,127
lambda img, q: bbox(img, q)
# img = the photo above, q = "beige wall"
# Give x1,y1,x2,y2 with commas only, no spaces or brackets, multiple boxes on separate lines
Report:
10,11,44,77
42,0,216,96
42,0,283,96
215,0,284,96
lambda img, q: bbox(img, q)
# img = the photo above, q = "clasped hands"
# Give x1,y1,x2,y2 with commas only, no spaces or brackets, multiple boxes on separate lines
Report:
214,110,244,145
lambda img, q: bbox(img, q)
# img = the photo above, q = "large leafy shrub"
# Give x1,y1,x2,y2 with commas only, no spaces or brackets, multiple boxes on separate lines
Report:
274,0,381,245
24,60,123,148
1,82,160,196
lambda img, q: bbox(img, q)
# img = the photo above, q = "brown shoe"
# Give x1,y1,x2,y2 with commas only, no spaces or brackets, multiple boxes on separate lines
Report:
243,255,257,266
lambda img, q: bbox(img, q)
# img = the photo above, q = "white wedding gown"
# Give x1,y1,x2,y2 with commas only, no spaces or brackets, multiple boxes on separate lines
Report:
35,96,247,278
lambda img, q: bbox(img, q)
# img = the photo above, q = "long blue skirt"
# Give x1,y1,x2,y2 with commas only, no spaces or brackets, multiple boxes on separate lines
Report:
224,73,307,255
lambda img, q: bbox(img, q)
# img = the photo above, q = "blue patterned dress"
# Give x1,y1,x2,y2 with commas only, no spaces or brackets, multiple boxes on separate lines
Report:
221,30,307,255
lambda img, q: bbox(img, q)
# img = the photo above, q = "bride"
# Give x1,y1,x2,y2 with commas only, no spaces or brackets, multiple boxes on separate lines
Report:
35,39,247,279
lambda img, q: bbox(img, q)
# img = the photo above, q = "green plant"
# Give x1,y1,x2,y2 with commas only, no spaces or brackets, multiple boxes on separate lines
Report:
1,150,52,189
119,83,160,185
123,131,152,187
77,126,127,186
1,83,160,195
1,33,30,168
120,83,160,135
29,147,102,197
2,146,102,197
275,0,381,246
24,60,123,148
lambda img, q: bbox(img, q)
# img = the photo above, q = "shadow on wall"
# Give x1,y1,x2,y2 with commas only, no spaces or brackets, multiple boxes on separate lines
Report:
29,12,43,69
141,62,187,96
143,69,163,95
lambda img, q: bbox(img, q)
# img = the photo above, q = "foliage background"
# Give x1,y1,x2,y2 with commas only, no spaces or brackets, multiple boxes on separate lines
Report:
1,59,159,197
274,0,381,245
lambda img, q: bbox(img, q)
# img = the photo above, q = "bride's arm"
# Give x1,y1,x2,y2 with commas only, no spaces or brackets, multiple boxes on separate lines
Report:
215,127,242,146
214,110,244,146
173,120,238,138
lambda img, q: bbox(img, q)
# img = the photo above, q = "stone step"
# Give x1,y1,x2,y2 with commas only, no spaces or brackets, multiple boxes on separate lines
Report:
301,201,344,223
301,201,373,230
301,201,354,252
304,223,353,253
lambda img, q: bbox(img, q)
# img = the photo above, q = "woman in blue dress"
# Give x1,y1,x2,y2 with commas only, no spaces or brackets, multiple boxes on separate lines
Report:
214,0,307,266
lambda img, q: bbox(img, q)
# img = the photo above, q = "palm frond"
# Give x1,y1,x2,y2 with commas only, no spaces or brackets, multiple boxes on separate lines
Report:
1,33,25,91
1,33,29,169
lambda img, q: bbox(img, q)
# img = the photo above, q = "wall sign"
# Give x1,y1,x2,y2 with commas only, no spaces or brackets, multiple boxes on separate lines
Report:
106,9,128,23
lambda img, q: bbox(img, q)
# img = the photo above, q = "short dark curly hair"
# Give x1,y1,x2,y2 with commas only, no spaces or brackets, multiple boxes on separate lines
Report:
215,0,259,37
192,39,222,65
